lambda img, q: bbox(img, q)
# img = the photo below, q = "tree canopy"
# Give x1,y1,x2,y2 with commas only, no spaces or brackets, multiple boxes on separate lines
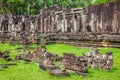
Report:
0,0,116,15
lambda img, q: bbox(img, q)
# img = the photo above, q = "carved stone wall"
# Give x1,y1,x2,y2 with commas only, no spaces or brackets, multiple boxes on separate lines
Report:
0,1,120,44
87,1,120,33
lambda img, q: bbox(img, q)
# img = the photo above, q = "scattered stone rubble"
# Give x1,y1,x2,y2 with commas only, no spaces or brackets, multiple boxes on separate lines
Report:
0,63,17,69
14,47,113,76
15,47,69,76
15,50,33,61
49,69,70,76
32,48,68,76
0,50,12,61
62,53,88,76
0,50,17,69
32,48,62,63
39,60,58,71
83,48,113,71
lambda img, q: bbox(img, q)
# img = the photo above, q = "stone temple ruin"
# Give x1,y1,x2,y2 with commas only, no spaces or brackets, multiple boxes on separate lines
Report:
0,0,118,77
0,1,120,47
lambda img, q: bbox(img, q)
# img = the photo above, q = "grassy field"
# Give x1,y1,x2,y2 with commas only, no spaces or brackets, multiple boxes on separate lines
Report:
0,43,120,80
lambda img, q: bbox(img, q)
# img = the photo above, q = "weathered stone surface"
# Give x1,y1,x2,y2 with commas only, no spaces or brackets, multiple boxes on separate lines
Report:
39,60,57,71
0,63,17,68
15,50,33,61
83,48,113,71
32,48,47,63
49,69,70,76
39,64,57,71
0,50,12,61
32,48,61,63
46,52,62,61
99,52,113,70
62,53,88,76
0,1,120,46
22,50,33,61
0,64,8,68
15,54,23,61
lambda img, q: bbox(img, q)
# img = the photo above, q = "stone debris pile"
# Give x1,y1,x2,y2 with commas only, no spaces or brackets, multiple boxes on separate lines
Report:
83,48,113,71
32,48,69,76
0,50,17,69
15,50,33,61
49,69,70,76
32,48,61,63
62,53,88,76
0,50,12,61
14,47,113,76
15,47,61,63
0,63,17,69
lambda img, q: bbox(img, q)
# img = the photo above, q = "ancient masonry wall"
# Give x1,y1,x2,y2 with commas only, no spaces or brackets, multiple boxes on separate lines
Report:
87,1,120,33
0,1,120,44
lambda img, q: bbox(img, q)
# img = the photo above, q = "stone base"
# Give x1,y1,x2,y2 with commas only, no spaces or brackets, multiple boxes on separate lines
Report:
75,71,88,76
49,69,70,76
39,64,57,71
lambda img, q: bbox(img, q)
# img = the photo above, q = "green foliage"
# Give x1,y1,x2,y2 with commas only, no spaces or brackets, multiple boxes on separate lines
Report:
0,0,117,15
91,0,116,5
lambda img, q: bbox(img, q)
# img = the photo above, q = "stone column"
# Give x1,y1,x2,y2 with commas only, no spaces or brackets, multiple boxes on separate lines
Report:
82,12,87,33
44,18,47,33
40,12,43,33
50,10,55,33
73,14,78,33
113,10,119,33
48,16,51,33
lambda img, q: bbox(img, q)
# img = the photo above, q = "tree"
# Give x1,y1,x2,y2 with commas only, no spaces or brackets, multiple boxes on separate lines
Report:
0,0,117,15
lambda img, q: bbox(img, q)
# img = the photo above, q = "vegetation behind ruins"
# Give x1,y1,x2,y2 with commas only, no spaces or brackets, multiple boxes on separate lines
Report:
0,43,120,80
0,0,116,15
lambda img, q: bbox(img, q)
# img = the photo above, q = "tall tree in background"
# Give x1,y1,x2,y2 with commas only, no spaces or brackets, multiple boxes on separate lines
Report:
0,0,116,15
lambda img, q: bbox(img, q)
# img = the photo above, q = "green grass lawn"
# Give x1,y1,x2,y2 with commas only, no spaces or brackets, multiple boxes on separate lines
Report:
0,43,120,80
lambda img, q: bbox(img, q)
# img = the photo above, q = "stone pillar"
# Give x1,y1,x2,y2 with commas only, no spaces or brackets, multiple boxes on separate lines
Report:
37,15,41,31
61,19,65,32
113,10,119,33
44,18,47,33
51,16,55,33
82,13,87,33
40,12,43,33
26,21,30,32
55,15,59,32
51,11,55,33
0,16,2,31
63,13,67,32
73,14,78,33
77,14,81,33
8,19,13,32
48,16,51,33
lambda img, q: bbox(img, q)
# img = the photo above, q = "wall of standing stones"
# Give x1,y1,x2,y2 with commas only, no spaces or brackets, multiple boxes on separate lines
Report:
0,1,120,46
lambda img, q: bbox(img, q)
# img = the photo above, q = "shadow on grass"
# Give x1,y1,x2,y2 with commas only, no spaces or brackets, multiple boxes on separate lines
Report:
108,67,118,73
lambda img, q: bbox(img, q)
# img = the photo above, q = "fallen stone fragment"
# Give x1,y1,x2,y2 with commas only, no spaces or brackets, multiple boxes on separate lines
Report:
32,48,61,63
39,64,57,71
0,63,17,68
15,50,33,61
15,54,23,61
49,69,70,76
0,64,8,68
62,53,88,76
83,48,113,71
75,71,88,76
0,50,12,61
